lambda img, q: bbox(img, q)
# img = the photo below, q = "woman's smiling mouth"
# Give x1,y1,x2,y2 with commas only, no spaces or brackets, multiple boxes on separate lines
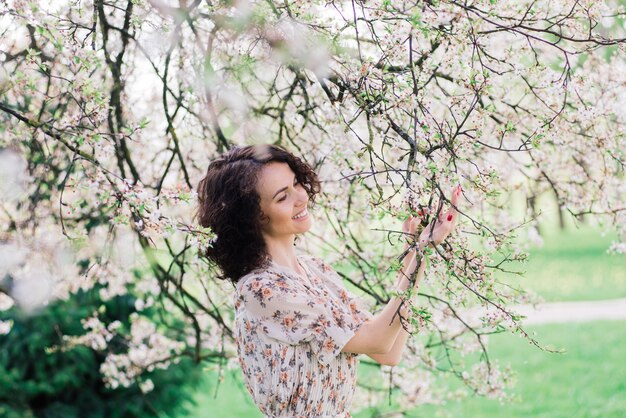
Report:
292,208,308,220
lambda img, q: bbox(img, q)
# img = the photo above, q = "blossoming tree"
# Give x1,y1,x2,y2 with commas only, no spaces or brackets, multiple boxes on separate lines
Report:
1,0,624,411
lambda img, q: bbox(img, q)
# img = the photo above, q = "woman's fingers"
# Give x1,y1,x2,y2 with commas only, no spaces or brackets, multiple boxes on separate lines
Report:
416,256,427,274
445,184,462,223
403,215,420,235
408,185,461,244
451,184,461,207
402,218,411,234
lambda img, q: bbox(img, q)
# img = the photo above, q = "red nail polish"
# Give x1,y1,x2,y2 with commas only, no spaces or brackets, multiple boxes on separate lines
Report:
447,214,453,221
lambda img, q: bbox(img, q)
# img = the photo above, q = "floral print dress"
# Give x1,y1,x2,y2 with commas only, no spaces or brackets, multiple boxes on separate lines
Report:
233,254,374,418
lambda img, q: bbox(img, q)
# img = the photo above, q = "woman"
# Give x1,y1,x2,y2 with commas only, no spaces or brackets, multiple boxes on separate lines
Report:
196,144,460,418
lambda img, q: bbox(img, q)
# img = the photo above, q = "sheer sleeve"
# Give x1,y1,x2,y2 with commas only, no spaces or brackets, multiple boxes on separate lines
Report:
237,270,369,366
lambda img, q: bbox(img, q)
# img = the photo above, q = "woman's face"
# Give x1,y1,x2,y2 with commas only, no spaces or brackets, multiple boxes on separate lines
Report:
256,162,312,239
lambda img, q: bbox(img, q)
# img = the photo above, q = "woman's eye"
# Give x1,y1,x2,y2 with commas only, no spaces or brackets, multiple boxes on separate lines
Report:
278,195,287,202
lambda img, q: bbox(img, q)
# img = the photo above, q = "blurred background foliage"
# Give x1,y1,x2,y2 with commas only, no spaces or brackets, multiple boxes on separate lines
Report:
0,289,202,418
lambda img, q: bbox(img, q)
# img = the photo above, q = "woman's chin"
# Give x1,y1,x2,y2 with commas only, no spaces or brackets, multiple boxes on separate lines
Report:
294,217,312,232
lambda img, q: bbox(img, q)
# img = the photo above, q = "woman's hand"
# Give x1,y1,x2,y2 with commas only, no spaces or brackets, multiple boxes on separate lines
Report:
417,185,462,248
402,185,462,248
402,212,422,241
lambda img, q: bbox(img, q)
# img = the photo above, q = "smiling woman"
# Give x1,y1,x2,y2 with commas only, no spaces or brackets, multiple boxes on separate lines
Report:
195,144,460,418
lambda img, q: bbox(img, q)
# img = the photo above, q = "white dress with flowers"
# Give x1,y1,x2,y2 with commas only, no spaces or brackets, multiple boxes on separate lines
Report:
233,254,373,418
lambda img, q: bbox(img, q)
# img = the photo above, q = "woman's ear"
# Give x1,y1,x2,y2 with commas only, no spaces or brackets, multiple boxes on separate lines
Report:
258,210,269,226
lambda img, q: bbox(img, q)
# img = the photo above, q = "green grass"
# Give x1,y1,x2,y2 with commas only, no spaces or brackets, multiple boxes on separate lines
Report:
177,366,263,418
496,190,626,303
354,320,626,418
497,226,626,302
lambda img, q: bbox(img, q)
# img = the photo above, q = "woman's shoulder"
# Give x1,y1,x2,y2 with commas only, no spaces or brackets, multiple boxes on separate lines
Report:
235,264,281,293
234,262,316,311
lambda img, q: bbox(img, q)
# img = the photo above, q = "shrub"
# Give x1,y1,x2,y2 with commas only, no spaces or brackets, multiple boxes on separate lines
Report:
0,290,201,418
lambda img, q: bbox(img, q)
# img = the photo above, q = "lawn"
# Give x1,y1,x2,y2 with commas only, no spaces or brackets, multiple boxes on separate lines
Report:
180,366,262,418
497,225,626,302
495,192,626,303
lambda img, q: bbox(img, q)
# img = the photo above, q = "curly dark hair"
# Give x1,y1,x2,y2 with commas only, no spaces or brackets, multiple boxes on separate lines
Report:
196,144,321,284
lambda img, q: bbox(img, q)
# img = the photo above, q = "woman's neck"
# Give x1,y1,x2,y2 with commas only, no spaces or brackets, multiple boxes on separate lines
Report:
264,235,301,273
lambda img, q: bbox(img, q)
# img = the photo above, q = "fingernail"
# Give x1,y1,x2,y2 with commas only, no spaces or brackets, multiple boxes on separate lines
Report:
447,214,453,221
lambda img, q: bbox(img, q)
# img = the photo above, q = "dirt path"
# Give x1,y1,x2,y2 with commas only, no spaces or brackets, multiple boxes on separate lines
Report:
454,297,626,328
506,297,626,325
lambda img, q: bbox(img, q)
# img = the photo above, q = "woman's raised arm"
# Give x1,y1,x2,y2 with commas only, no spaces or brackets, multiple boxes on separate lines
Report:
341,185,462,358
341,245,425,356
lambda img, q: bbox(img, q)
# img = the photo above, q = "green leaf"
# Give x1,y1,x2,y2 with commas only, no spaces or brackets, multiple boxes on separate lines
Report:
505,121,516,132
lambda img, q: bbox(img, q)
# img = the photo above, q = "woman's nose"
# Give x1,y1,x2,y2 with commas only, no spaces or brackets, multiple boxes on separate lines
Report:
296,187,308,204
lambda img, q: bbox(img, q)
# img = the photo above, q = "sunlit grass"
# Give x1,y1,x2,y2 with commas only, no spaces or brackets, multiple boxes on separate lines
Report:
502,226,626,302
495,190,626,302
